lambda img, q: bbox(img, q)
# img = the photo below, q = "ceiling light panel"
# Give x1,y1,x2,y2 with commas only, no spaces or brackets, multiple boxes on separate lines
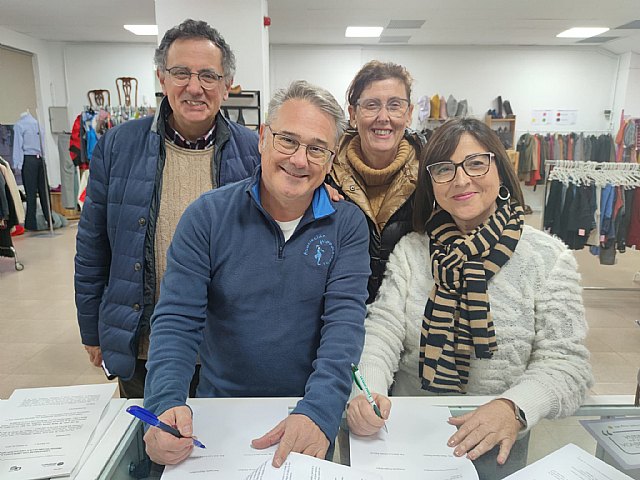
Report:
556,27,609,38
124,25,158,36
345,26,383,38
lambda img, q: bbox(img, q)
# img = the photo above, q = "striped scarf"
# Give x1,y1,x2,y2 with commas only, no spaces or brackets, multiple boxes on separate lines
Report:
419,201,524,393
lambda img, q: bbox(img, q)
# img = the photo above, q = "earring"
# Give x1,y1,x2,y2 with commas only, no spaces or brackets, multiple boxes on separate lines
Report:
498,184,511,201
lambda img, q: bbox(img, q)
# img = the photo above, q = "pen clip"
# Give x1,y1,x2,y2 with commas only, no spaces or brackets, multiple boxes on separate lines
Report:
126,405,160,427
351,363,364,390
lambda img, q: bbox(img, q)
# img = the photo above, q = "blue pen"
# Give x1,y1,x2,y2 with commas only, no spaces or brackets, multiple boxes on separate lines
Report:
126,405,206,449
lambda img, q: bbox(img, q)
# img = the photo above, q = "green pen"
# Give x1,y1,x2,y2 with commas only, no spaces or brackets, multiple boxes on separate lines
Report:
351,363,388,433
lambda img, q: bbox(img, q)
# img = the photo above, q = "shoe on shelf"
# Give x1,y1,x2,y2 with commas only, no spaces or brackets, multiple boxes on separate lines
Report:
229,85,242,94
503,100,514,117
446,95,458,118
430,94,440,119
496,96,503,118
455,100,468,117
439,95,448,120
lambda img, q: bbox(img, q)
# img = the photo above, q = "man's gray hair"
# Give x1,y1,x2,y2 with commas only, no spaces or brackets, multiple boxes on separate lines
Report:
266,80,347,145
154,19,236,84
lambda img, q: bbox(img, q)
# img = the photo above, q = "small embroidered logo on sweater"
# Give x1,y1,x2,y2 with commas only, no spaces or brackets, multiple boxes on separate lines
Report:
304,234,335,266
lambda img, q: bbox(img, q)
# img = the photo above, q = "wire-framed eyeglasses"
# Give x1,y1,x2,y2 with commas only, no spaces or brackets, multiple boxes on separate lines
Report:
266,125,335,166
426,152,494,184
165,67,223,89
355,97,410,118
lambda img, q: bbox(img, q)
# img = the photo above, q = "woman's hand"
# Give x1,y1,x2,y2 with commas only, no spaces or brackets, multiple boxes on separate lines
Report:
346,393,391,436
447,398,523,464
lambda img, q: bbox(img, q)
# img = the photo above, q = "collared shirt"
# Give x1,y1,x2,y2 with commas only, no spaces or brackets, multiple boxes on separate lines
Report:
12,113,43,170
164,111,216,150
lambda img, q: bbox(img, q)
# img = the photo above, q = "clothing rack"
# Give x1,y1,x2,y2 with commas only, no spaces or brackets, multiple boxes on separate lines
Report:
540,159,640,292
523,129,613,134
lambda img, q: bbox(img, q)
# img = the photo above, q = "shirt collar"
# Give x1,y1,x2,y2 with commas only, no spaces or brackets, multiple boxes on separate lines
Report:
163,108,216,150
248,166,336,220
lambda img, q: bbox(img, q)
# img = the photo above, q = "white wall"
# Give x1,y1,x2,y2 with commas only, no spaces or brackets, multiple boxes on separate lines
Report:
623,53,640,118
63,43,157,125
271,45,619,136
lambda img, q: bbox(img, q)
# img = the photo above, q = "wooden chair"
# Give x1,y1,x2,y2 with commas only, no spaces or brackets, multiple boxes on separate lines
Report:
87,89,111,107
116,77,138,108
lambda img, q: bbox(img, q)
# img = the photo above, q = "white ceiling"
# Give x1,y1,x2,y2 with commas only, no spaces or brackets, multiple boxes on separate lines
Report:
1,0,639,54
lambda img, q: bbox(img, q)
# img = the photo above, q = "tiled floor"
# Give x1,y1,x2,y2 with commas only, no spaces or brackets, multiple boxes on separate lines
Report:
1,218,639,467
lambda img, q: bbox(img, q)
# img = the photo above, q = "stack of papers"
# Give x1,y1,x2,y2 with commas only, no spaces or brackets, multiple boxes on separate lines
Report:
0,383,116,480
504,443,634,479
161,398,381,479
349,400,478,480
247,452,380,480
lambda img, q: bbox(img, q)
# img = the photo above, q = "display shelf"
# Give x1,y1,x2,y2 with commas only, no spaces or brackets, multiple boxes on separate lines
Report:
222,90,261,130
485,115,516,149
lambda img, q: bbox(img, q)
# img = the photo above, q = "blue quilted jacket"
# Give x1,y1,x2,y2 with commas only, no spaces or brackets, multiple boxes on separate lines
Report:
74,98,260,380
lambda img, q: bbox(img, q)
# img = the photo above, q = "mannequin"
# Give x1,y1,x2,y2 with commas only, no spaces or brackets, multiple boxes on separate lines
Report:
12,110,50,231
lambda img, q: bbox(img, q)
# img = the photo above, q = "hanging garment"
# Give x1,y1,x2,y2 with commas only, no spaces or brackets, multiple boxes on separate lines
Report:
626,188,640,249
564,185,596,250
0,157,24,224
57,133,76,209
0,125,13,167
599,185,616,242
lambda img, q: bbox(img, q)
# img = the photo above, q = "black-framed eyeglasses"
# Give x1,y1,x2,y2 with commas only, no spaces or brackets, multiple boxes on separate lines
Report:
266,125,335,166
426,152,494,184
165,67,223,89
356,97,410,118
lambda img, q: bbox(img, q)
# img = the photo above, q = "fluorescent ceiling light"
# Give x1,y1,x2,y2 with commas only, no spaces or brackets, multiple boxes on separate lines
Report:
556,27,609,38
345,26,383,38
124,25,158,36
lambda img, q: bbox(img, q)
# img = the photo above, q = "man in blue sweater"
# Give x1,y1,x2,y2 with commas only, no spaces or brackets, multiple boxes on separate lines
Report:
143,80,370,467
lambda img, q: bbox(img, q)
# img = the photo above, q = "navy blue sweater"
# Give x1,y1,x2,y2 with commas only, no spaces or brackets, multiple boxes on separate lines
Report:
144,168,370,441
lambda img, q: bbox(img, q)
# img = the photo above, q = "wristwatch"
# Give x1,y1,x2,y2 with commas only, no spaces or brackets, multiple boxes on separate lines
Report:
513,404,527,429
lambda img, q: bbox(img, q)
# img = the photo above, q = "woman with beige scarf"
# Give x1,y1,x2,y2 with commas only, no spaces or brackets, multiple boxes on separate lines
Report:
328,60,425,303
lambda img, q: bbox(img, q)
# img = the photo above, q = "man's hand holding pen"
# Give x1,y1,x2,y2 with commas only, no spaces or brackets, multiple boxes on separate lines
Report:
143,406,197,465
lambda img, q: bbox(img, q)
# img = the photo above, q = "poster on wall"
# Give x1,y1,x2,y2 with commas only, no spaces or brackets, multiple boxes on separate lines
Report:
554,109,578,125
531,109,578,126
531,109,553,124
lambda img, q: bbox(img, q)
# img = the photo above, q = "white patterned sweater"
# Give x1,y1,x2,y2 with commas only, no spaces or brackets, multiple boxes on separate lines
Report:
356,225,594,430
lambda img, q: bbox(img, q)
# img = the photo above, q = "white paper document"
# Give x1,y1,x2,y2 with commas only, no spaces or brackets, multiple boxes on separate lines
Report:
580,416,640,470
349,399,478,480
504,443,633,479
0,383,117,480
161,398,296,479
246,452,381,480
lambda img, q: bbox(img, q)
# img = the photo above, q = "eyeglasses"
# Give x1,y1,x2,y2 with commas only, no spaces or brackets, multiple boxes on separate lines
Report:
356,97,410,118
266,125,335,166
426,152,494,184
165,67,223,89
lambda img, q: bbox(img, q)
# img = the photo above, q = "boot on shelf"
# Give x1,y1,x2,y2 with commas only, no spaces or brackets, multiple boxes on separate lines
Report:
503,100,514,117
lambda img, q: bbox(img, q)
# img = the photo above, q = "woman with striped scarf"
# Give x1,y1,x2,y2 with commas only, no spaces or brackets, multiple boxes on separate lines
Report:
347,118,592,476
